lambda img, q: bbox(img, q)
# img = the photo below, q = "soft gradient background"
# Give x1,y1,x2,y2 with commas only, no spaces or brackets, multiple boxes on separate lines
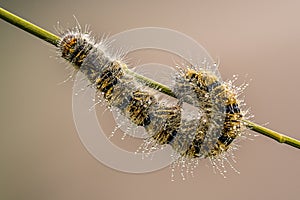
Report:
1,0,300,199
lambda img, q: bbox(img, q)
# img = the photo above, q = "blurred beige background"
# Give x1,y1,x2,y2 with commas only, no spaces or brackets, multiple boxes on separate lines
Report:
1,0,300,199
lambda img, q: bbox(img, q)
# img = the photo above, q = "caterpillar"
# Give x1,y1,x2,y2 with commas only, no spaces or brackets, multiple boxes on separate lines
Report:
58,25,245,175
173,68,243,158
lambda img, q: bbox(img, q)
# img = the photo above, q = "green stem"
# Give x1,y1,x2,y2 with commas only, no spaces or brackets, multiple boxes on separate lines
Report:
124,68,177,98
0,6,299,150
244,120,300,149
0,7,60,46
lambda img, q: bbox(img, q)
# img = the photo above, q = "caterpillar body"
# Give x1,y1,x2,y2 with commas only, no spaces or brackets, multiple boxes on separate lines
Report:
174,69,243,158
58,26,245,171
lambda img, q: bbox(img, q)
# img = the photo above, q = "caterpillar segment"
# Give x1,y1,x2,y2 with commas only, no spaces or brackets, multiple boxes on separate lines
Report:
146,104,181,145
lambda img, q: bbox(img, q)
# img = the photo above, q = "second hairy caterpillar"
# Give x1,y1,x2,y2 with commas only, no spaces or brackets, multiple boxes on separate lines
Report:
58,24,246,175
174,68,243,158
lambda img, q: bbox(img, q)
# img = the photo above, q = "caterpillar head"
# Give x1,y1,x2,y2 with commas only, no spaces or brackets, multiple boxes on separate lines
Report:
59,32,94,68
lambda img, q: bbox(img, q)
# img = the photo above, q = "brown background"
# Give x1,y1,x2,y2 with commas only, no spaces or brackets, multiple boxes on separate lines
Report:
1,0,300,199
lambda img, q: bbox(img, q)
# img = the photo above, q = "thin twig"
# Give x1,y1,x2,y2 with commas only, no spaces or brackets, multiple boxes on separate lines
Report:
0,6,299,150
0,7,60,46
244,120,300,149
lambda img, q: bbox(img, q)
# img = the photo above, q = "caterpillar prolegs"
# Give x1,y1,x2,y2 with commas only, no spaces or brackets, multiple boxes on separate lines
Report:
59,26,245,173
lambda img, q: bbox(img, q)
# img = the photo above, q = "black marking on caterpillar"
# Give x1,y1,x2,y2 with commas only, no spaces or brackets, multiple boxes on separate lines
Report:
58,25,246,176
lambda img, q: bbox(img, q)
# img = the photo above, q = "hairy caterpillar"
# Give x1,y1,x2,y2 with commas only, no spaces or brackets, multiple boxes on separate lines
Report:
173,68,243,158
58,25,245,175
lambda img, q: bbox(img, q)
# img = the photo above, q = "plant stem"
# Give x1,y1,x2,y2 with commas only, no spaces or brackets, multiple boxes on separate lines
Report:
0,7,60,46
244,120,300,149
124,68,177,98
0,6,299,150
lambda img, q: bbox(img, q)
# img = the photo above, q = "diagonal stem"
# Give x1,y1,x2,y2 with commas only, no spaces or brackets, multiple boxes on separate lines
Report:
0,7,60,46
244,120,300,149
0,6,299,150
